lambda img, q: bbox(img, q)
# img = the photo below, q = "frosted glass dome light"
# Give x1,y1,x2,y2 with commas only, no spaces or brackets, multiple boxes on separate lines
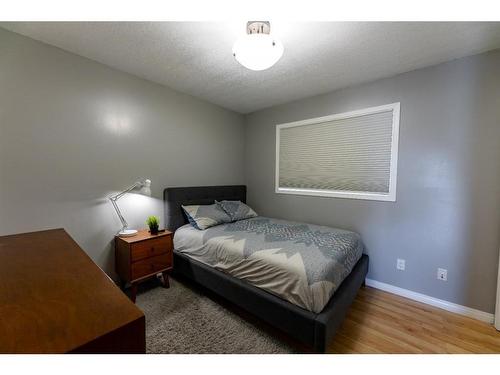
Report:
232,21,284,71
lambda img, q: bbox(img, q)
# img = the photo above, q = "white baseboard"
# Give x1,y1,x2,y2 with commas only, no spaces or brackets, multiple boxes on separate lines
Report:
365,278,495,324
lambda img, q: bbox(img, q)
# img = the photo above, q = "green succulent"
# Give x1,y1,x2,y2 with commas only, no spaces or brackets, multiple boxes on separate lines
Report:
146,215,160,230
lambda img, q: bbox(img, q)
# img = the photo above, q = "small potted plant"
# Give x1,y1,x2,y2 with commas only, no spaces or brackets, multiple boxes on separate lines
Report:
146,215,160,235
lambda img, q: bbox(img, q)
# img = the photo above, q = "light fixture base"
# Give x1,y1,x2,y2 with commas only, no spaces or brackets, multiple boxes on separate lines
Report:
118,229,138,237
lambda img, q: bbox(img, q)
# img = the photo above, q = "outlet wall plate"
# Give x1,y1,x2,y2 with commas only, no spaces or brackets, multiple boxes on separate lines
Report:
437,268,448,281
396,258,405,271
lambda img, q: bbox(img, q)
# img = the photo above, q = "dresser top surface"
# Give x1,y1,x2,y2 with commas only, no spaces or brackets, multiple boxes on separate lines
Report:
0,228,144,353
116,229,173,244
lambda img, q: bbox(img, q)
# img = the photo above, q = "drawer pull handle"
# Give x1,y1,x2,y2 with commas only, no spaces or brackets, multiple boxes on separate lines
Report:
151,247,155,252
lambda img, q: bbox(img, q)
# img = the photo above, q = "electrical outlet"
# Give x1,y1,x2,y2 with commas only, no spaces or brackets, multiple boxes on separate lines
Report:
437,268,447,281
396,258,405,271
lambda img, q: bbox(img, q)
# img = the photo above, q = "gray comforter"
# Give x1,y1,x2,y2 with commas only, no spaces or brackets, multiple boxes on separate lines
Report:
173,216,363,313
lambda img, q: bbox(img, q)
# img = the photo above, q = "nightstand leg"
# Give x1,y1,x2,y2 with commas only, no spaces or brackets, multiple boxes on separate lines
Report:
130,283,138,303
161,271,170,289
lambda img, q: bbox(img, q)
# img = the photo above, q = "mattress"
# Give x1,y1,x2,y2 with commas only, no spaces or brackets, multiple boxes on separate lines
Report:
173,216,363,313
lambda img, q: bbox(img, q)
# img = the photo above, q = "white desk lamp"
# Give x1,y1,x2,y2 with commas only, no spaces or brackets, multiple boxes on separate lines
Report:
110,179,151,237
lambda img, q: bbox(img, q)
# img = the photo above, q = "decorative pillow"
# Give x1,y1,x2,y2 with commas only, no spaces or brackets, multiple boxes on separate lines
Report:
181,204,231,230
217,200,258,222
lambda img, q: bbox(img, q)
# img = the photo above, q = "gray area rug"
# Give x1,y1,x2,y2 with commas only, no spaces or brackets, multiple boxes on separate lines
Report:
135,277,296,354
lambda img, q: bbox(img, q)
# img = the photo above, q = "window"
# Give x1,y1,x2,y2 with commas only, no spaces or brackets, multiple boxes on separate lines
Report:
276,103,400,201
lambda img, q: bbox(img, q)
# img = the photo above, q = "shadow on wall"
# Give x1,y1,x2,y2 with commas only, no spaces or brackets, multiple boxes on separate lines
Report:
458,56,500,313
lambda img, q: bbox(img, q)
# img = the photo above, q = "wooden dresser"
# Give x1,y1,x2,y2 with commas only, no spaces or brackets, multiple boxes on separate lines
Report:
0,229,145,354
115,230,173,302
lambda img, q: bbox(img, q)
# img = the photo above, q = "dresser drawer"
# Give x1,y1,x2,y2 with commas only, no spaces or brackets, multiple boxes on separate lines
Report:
131,236,172,262
131,253,172,280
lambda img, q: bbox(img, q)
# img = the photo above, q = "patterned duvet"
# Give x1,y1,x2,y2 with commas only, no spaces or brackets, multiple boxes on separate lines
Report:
173,216,364,313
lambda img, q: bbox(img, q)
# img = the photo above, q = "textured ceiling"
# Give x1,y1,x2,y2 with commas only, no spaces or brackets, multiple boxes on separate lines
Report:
2,22,500,113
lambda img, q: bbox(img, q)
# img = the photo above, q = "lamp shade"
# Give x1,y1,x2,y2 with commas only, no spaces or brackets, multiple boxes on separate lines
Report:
140,179,152,196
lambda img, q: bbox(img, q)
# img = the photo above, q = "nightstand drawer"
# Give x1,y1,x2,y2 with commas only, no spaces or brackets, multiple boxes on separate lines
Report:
131,236,172,262
131,253,171,280
115,229,173,302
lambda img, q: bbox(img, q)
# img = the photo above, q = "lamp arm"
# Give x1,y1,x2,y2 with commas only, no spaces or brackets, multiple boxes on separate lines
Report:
109,181,143,230
110,181,142,201
110,197,128,230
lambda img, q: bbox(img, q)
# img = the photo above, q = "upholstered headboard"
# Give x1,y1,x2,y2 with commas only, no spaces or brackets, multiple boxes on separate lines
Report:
163,185,246,232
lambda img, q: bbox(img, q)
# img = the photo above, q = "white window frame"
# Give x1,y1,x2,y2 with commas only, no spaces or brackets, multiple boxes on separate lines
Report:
275,102,400,202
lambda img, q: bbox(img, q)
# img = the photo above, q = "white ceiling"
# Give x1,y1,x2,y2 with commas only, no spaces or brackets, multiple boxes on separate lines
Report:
2,22,500,113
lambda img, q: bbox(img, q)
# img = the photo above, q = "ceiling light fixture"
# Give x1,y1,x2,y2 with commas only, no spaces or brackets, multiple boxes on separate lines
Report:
232,21,284,71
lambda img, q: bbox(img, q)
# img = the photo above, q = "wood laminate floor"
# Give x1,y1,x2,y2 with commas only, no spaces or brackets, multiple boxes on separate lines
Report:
327,286,500,353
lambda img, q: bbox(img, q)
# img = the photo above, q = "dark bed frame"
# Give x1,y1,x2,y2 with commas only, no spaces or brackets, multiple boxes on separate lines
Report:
164,185,369,352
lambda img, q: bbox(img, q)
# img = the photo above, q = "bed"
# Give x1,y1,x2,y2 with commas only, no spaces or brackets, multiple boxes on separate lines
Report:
164,185,369,352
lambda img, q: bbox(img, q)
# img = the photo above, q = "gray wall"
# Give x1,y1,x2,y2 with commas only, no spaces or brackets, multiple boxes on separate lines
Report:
1,26,499,314
245,50,500,313
0,28,245,277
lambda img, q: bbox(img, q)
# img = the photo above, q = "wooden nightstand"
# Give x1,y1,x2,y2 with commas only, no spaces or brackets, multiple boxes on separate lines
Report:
115,230,173,302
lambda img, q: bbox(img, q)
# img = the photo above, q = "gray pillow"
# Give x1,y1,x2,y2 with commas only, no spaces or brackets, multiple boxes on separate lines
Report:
182,204,231,230
217,200,258,222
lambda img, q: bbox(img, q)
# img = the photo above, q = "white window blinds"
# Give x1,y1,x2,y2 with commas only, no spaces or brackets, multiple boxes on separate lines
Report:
276,103,400,201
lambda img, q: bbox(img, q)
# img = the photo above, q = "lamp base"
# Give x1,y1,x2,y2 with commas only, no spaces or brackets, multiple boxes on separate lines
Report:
118,229,138,237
